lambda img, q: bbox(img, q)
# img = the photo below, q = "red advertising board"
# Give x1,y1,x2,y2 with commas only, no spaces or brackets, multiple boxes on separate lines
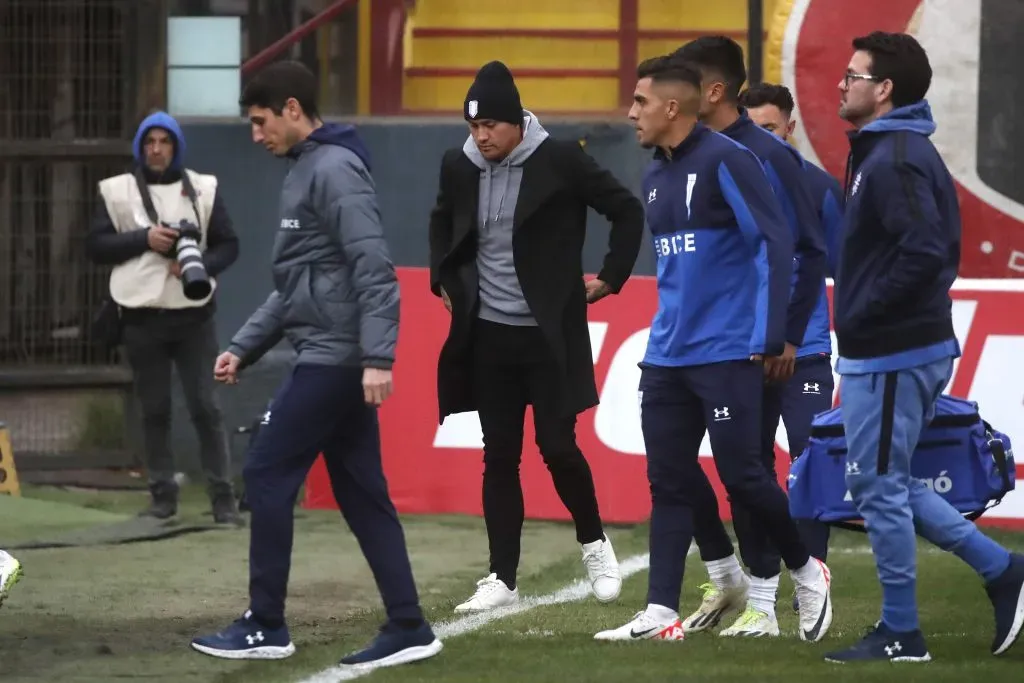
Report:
303,268,1024,529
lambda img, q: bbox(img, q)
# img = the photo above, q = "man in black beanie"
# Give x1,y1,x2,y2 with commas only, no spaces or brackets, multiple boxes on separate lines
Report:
428,60,645,612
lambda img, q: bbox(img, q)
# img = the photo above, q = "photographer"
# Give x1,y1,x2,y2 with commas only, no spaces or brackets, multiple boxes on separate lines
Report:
85,111,241,525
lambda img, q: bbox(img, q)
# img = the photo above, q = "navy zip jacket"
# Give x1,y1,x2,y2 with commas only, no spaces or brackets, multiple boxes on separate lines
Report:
833,100,960,371
804,162,845,278
721,112,828,354
641,123,793,367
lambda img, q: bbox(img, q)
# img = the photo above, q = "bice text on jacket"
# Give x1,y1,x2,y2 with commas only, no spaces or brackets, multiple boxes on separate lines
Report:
641,123,794,367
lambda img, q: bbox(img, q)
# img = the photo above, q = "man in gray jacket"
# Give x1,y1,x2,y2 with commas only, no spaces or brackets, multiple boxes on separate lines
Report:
190,61,442,671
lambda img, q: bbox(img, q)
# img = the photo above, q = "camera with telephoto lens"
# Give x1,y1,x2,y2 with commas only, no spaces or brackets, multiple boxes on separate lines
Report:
164,218,212,301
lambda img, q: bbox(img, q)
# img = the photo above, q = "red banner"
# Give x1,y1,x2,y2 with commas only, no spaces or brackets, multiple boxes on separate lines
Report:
303,268,1024,529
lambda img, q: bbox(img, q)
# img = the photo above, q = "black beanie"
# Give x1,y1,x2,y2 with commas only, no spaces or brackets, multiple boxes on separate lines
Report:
464,61,523,125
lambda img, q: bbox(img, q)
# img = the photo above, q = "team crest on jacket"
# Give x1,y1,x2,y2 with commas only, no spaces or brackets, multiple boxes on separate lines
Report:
468,100,478,118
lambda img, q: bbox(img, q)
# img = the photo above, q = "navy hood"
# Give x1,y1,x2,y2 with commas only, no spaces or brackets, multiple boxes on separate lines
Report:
133,111,186,169
306,123,373,172
855,100,937,137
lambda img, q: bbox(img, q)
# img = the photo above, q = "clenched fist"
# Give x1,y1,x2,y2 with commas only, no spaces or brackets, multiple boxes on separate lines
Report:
214,351,241,384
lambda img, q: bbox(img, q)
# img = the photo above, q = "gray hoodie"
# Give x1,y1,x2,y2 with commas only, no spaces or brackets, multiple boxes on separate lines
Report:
462,110,549,326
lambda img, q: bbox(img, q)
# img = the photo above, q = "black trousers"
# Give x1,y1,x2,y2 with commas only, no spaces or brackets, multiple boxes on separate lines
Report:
120,307,231,494
472,319,604,587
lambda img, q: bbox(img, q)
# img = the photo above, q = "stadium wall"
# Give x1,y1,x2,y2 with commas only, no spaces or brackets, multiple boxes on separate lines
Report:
168,121,1024,529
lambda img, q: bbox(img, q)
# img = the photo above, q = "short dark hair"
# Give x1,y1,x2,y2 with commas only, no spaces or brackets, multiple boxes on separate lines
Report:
672,36,747,100
738,83,795,116
637,55,702,89
851,31,932,107
239,60,320,119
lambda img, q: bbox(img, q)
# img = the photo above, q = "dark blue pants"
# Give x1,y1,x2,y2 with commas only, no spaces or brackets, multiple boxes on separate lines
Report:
729,355,835,578
244,364,423,626
641,361,811,612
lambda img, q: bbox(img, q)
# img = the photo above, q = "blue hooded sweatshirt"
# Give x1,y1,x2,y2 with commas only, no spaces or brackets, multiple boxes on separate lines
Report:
721,111,829,357
133,111,187,169
641,123,793,367
833,101,961,373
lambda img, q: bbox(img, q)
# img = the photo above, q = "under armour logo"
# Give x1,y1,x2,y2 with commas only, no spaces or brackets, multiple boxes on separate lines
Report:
246,631,265,645
713,407,730,422
648,188,657,203
802,382,820,394
260,411,271,425
846,461,860,475
884,641,902,656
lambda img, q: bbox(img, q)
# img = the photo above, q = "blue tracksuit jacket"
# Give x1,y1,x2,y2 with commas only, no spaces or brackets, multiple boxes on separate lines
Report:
804,162,845,278
721,112,828,356
641,123,793,367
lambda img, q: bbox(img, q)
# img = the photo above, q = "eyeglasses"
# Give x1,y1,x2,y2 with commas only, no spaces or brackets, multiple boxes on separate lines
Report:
843,70,882,88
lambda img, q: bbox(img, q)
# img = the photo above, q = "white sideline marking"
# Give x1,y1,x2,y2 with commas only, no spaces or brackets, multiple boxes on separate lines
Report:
296,553,652,683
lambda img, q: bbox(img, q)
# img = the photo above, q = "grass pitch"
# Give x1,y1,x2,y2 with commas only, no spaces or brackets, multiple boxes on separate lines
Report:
1,484,1022,683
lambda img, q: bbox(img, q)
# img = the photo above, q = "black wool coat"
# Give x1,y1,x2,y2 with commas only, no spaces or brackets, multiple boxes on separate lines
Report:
427,137,645,423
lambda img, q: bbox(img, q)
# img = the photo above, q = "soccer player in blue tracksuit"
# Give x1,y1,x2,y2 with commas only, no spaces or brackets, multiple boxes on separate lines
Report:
672,37,831,637
824,32,1024,663
594,56,833,644
740,81,844,607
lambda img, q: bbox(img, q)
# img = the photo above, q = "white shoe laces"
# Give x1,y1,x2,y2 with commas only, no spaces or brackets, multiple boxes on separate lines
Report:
468,576,505,602
583,544,613,578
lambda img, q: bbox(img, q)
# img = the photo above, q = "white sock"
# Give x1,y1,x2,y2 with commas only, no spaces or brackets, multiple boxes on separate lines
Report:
790,558,821,585
705,555,744,589
748,575,779,615
645,603,679,622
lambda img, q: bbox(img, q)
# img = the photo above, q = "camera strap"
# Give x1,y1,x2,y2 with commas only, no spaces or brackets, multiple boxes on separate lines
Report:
133,166,203,228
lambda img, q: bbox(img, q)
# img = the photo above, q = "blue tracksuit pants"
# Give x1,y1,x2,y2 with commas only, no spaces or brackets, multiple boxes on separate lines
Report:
243,363,424,627
731,355,835,578
841,356,1010,631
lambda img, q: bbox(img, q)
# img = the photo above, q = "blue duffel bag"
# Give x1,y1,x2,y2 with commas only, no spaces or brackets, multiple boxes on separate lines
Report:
788,394,1016,531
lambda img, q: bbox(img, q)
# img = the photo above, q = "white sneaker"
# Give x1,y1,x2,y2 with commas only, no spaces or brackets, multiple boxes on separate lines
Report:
453,573,518,613
582,535,621,603
792,558,833,642
594,609,685,641
681,575,750,632
719,605,780,637
0,550,23,609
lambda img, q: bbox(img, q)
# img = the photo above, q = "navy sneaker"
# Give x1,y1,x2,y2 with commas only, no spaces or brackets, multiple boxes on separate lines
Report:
824,622,931,663
340,621,443,669
191,610,296,660
986,552,1024,655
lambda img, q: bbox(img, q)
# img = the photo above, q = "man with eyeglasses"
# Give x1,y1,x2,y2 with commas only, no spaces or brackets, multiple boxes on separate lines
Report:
823,31,1024,664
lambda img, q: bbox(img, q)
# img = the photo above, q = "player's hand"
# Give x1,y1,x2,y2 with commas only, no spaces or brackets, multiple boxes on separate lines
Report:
763,343,797,383
214,351,241,384
147,226,177,253
168,260,182,278
363,367,394,405
585,278,612,303
440,286,452,313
